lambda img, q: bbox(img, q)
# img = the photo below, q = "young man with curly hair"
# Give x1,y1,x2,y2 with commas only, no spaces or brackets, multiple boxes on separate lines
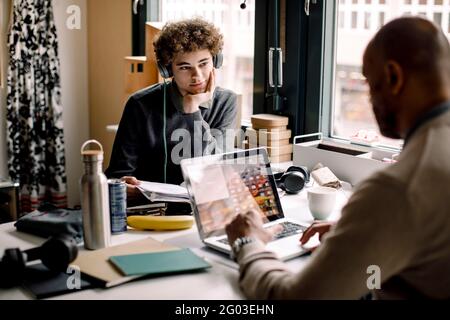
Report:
106,18,237,198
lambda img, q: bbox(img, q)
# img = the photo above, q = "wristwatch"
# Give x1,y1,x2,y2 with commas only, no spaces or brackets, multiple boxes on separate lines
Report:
230,236,255,261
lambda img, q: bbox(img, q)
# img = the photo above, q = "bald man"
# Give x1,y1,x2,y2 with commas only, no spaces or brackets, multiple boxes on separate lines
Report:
225,17,450,300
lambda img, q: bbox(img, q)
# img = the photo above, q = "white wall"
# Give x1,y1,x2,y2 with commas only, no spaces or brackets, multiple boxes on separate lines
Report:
53,0,89,207
0,0,89,207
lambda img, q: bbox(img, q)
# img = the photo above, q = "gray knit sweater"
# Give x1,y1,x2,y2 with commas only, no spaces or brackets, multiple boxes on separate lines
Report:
106,81,237,185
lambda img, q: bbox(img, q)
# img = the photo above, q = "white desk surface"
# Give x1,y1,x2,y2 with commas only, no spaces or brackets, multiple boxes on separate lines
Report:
0,170,352,300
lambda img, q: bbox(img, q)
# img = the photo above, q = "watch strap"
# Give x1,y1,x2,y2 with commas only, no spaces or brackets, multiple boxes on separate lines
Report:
230,236,255,261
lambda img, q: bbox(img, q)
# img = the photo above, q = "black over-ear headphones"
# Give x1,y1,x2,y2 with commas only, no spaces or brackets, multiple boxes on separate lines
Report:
157,52,224,79
0,235,78,288
274,166,310,194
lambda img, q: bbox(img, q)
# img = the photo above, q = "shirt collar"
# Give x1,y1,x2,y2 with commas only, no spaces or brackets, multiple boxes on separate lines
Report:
404,100,450,146
168,81,213,113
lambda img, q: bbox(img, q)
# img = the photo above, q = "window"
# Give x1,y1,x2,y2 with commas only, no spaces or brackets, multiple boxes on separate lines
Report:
351,11,358,28
339,11,345,28
364,12,371,29
327,0,450,149
379,11,385,26
434,12,442,26
135,0,256,123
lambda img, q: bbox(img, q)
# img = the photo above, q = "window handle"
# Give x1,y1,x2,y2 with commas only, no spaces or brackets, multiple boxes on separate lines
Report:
269,47,283,88
305,0,318,16
133,0,144,15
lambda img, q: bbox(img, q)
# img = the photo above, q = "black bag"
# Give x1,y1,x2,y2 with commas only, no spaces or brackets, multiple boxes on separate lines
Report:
14,204,83,243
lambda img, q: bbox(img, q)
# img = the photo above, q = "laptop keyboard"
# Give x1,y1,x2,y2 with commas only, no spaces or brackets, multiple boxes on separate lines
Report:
218,221,307,245
272,222,308,239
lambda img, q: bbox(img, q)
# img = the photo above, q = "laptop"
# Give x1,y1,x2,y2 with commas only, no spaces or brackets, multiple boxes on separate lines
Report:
180,148,311,261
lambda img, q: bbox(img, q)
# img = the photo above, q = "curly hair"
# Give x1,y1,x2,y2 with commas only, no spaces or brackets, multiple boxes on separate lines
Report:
153,18,224,66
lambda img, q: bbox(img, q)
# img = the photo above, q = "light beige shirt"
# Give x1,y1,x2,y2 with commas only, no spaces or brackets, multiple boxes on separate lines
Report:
237,109,450,300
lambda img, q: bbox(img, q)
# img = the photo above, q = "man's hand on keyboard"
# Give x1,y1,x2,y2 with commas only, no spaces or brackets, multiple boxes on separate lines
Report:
225,209,283,245
299,221,336,252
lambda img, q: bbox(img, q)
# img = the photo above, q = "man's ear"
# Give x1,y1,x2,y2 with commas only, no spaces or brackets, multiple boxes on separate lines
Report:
384,61,403,95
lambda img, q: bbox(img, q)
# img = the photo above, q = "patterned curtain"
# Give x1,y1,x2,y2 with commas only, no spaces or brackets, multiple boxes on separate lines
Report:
0,1,5,88
7,0,67,213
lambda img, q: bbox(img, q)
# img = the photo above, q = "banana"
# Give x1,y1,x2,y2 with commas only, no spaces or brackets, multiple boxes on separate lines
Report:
127,215,195,231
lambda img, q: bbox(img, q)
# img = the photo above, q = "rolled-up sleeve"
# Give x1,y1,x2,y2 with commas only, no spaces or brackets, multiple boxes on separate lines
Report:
237,176,416,299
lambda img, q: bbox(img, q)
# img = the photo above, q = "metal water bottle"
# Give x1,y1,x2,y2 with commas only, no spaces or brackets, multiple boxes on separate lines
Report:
80,140,111,250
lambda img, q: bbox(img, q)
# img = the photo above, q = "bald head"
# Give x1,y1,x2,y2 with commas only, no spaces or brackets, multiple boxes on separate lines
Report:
363,17,450,139
364,17,450,86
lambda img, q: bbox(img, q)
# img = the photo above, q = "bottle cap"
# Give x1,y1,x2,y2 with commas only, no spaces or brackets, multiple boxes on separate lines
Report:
81,140,104,162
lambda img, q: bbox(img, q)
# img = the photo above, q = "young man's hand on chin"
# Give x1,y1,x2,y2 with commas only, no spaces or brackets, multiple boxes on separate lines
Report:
182,69,215,114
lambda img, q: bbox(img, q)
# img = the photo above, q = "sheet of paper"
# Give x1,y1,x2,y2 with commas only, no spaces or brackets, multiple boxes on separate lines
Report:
138,181,188,196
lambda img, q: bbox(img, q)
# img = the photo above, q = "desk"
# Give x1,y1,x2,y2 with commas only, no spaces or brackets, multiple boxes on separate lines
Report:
0,183,351,300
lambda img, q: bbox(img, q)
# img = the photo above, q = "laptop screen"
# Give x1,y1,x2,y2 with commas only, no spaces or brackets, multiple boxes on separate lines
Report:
181,148,284,239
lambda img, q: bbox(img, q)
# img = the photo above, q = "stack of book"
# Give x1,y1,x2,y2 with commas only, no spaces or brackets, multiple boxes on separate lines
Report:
72,237,210,288
247,114,293,163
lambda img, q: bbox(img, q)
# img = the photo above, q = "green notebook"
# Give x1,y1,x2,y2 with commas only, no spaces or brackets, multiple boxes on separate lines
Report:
109,248,211,276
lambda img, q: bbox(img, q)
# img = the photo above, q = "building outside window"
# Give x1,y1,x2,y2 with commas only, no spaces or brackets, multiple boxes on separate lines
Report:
333,0,450,148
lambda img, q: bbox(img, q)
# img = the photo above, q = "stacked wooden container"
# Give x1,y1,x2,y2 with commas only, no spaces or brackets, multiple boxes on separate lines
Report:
247,114,293,163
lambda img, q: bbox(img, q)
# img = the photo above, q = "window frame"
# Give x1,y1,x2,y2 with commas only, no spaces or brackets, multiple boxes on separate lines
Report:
132,0,147,56
254,0,312,136
318,0,337,139
310,0,402,152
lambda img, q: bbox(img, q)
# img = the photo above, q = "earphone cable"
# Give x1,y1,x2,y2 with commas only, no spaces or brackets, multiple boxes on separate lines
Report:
163,80,168,183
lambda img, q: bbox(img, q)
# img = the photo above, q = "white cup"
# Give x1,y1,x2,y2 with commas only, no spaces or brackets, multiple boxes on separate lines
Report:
307,186,337,220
